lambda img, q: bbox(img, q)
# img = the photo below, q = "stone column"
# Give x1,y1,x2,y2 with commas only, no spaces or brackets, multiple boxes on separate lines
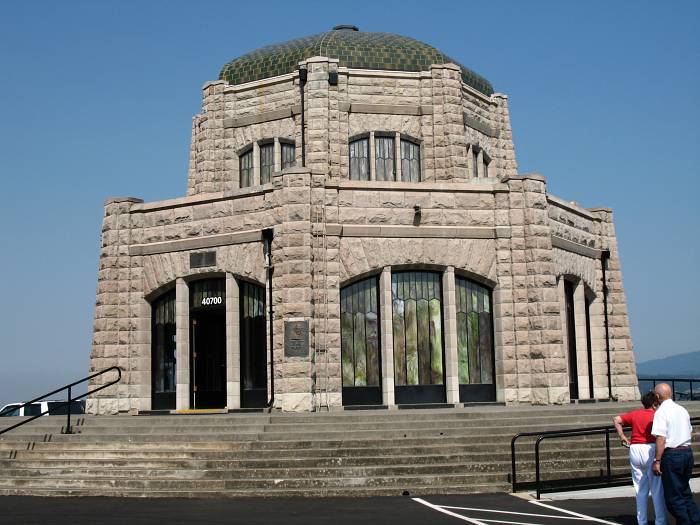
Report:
226,273,241,409
573,281,592,399
175,277,190,410
274,138,282,173
379,267,395,407
369,131,376,181
253,141,261,187
442,267,459,404
394,133,402,182
194,80,227,194
430,63,468,181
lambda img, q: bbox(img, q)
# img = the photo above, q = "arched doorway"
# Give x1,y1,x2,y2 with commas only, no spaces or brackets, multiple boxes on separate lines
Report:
240,280,267,408
340,276,382,406
190,278,226,409
455,276,495,402
391,271,445,404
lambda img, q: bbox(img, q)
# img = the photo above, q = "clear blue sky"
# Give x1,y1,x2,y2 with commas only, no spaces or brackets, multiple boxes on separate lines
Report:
0,1,698,406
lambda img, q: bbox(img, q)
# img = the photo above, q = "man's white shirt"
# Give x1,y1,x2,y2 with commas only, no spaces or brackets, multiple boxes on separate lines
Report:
651,399,693,448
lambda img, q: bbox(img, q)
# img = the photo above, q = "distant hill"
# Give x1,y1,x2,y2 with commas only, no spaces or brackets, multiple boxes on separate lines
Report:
636,350,700,378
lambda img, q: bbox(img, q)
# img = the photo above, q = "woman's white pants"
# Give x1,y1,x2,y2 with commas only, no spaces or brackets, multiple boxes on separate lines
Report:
630,443,667,525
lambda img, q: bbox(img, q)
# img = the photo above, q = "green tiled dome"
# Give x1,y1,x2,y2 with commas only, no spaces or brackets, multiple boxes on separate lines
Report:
219,26,494,95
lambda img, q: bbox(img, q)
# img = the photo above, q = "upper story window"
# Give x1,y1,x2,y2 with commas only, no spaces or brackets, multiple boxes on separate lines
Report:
469,144,491,179
375,136,395,181
400,139,421,182
349,137,370,181
349,133,422,182
260,143,274,184
281,142,296,169
239,148,253,188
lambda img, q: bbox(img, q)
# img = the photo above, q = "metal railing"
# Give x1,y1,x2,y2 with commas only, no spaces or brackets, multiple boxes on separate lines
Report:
638,377,700,401
0,366,122,436
511,416,700,499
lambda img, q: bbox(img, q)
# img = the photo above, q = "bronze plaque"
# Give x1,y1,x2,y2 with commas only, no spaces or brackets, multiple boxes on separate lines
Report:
284,320,309,357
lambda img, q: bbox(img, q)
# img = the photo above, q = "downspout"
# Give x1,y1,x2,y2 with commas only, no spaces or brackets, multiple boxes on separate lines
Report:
601,249,613,400
299,68,307,167
263,228,275,409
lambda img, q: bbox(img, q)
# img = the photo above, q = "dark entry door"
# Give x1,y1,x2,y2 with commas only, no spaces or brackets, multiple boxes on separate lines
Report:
564,280,579,400
240,281,267,408
190,279,226,409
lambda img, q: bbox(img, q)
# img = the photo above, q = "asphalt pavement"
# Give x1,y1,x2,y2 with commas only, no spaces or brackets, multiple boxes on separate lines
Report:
2,491,699,525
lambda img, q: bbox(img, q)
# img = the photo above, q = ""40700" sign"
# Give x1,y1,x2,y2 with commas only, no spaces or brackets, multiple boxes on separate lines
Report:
201,296,223,306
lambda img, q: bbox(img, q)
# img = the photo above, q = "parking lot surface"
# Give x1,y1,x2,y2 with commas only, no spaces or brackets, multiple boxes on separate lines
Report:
1,492,697,525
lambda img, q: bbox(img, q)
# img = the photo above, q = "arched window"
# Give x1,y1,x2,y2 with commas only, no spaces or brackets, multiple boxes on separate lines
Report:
456,276,495,401
239,148,253,188
152,289,176,410
349,137,370,180
400,139,421,182
392,271,444,403
341,276,381,405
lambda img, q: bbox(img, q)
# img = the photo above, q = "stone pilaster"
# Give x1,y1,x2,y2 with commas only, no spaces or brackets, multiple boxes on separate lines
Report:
226,273,241,409
192,80,226,195
590,208,638,401
271,167,314,411
302,57,335,174
430,64,468,181
493,94,518,179
442,267,459,404
175,277,190,410
380,267,395,406
88,196,143,415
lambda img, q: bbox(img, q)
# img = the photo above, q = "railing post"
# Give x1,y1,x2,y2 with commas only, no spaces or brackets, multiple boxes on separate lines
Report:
535,438,542,500
510,436,518,492
605,431,611,481
64,386,73,435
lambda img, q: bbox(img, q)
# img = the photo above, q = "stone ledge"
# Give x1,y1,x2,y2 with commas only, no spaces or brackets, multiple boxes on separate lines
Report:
129,229,262,256
326,180,509,193
104,196,144,206
551,236,602,259
332,224,501,239
129,185,273,213
464,114,498,138
345,103,433,116
547,194,599,221
224,105,301,128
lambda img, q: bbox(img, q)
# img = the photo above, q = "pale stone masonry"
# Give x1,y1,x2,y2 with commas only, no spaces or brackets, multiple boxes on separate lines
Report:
88,27,637,414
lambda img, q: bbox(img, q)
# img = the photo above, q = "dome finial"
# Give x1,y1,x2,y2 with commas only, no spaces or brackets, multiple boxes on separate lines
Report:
332,25,359,31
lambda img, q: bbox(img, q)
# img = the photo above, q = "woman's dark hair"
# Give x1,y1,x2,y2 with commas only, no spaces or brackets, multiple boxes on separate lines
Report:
641,390,657,409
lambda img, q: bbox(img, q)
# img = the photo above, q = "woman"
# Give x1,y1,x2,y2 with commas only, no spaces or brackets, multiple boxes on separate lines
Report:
614,390,668,525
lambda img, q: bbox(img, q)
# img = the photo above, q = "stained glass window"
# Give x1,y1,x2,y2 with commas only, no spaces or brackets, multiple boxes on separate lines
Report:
239,148,253,187
391,272,444,386
260,143,274,184
375,136,395,181
349,138,369,181
152,290,176,401
341,277,381,387
281,142,296,169
455,277,494,385
401,139,421,182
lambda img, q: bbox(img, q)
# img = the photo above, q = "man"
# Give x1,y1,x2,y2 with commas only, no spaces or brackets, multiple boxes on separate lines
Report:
651,383,700,525
614,391,667,525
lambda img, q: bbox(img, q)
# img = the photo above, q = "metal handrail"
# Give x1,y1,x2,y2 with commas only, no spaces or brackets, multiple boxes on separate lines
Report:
0,366,122,436
638,377,700,401
511,416,700,499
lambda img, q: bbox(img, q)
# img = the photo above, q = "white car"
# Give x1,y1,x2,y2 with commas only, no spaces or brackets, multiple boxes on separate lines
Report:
0,400,85,417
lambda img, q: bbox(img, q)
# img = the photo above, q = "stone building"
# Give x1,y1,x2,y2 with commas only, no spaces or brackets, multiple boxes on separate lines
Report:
88,26,638,414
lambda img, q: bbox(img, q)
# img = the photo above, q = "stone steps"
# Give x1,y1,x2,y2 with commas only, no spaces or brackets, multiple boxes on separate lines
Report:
0,401,696,498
